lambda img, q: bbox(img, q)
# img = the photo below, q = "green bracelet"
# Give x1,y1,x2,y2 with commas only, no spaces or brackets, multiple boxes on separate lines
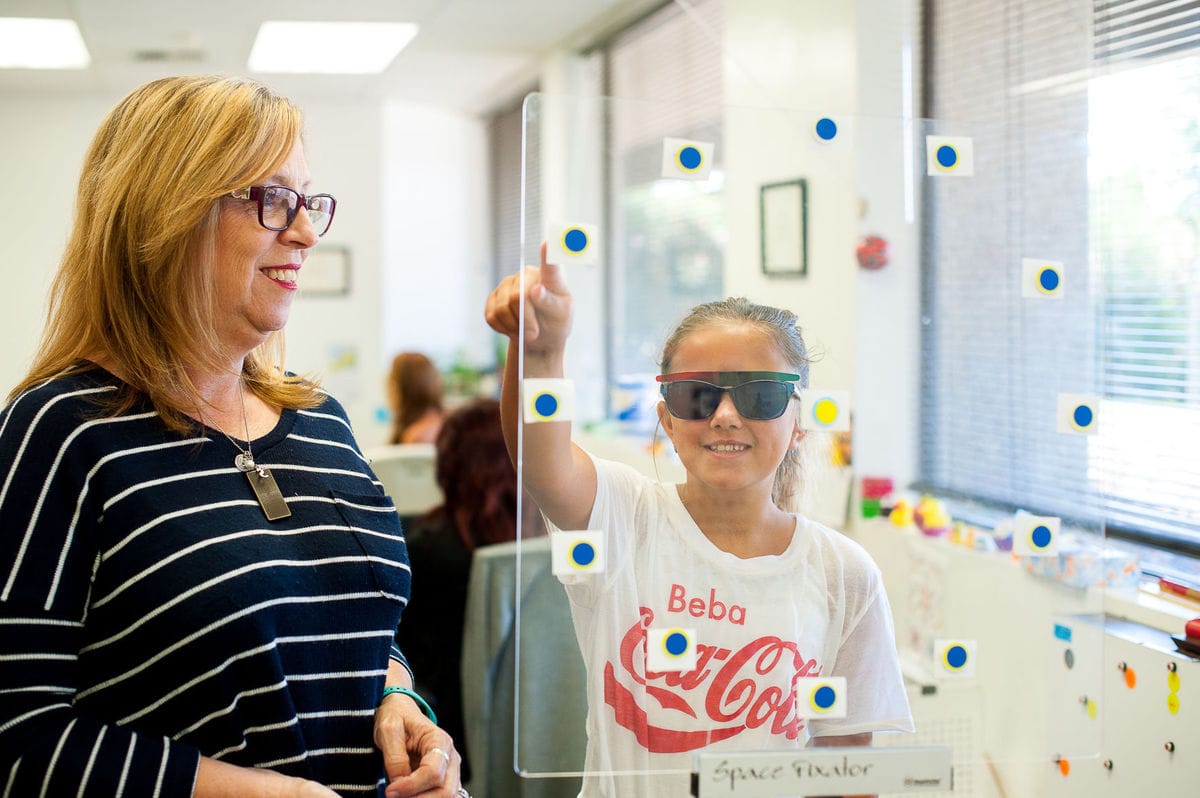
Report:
380,685,438,724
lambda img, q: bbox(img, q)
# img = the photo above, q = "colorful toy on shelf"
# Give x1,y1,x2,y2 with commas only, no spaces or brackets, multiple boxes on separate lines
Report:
1173,616,1200,657
890,499,914,527
913,495,951,537
860,476,894,518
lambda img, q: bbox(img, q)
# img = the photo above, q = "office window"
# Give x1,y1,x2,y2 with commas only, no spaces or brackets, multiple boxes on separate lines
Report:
604,0,725,380
922,0,1200,556
490,94,540,285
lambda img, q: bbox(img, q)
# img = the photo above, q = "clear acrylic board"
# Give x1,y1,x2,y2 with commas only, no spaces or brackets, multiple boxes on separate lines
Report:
500,83,1112,798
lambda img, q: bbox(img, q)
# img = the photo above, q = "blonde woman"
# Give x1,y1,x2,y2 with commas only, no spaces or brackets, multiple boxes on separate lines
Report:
0,76,465,798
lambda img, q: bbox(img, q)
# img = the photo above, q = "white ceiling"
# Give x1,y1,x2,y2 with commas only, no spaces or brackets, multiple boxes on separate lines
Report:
0,0,652,113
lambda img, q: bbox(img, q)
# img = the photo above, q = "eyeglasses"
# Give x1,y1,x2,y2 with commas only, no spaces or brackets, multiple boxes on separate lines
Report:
657,371,800,421
230,185,337,237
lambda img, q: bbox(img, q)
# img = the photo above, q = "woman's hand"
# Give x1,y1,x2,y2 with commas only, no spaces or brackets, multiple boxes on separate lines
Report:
484,242,572,358
374,692,463,798
283,777,342,798
194,757,341,798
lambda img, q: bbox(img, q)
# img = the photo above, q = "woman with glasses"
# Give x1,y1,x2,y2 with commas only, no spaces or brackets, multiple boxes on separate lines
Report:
484,245,913,797
0,76,466,798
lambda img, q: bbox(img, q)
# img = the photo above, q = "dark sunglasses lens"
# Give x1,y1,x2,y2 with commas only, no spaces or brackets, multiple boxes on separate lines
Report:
731,381,792,419
666,382,722,420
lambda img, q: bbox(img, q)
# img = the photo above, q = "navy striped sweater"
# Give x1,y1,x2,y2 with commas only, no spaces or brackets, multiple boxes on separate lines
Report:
0,367,412,796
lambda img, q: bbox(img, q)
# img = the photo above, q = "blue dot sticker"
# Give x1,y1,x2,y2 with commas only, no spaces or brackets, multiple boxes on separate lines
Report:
1056,393,1098,435
663,629,691,657
533,392,559,418
926,135,975,177
1039,268,1060,292
645,627,698,672
569,540,595,568
814,117,838,142
1012,514,1060,557
795,677,847,718
547,221,599,265
934,639,977,678
677,145,703,171
523,378,575,424
661,137,714,180
944,644,968,669
562,227,589,254
551,530,605,577
1022,258,1065,299
812,685,836,709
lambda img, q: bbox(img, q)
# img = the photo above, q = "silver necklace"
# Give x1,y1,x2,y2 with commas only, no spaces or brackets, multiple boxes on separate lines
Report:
206,378,292,521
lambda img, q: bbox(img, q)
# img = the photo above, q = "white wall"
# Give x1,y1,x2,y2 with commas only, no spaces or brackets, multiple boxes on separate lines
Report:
0,93,120,398
719,0,922,488
283,96,386,444
379,100,492,397
721,0,861,392
537,53,608,422
852,0,923,489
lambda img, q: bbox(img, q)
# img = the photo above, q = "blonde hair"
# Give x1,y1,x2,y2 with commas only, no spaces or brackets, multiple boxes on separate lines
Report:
660,297,815,513
388,352,444,444
10,75,323,431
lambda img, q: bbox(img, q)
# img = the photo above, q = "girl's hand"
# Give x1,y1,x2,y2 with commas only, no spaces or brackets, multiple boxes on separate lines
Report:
374,693,463,798
484,242,572,358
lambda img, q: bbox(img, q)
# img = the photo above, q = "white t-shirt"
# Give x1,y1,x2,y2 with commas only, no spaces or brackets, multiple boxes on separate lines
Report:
550,455,914,797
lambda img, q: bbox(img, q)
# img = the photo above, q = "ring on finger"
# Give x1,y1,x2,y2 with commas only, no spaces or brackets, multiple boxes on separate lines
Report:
429,747,450,764
456,788,470,798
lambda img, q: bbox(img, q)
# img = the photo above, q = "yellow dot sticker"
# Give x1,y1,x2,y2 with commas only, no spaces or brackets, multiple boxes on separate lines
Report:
1086,698,1098,719
1168,672,1181,692
813,398,839,425
1167,692,1180,715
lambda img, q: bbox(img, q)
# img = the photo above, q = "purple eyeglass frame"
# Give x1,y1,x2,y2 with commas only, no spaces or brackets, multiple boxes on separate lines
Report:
230,185,337,236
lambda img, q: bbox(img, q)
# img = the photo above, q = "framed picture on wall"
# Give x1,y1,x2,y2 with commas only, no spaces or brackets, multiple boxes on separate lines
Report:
299,245,351,296
759,178,808,277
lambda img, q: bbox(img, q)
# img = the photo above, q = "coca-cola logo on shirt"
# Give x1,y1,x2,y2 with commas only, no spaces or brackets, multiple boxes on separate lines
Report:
604,604,821,753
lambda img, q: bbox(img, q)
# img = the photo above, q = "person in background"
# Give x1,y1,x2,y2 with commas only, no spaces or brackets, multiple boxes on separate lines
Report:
484,244,913,797
398,398,546,784
0,75,467,798
388,352,445,445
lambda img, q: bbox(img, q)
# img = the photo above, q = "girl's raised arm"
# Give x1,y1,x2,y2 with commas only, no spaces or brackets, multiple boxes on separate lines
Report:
485,242,597,531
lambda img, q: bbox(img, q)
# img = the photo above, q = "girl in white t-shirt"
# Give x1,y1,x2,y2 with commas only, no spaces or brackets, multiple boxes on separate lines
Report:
485,244,913,797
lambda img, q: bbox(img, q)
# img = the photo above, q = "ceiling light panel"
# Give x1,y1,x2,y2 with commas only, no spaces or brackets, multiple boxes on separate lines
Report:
0,17,90,69
248,21,418,74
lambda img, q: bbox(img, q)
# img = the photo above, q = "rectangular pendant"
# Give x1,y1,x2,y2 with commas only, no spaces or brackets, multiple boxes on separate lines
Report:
246,467,292,520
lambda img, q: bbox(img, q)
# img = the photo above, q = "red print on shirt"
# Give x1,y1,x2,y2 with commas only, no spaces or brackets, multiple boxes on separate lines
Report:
603,606,821,753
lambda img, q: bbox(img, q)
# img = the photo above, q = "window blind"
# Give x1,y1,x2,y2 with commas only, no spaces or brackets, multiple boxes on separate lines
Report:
923,0,1200,553
604,0,725,379
921,0,1097,523
490,95,541,284
1094,0,1200,65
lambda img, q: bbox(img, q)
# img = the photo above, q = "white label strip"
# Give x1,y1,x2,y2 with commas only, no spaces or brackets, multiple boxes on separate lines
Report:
694,746,952,797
